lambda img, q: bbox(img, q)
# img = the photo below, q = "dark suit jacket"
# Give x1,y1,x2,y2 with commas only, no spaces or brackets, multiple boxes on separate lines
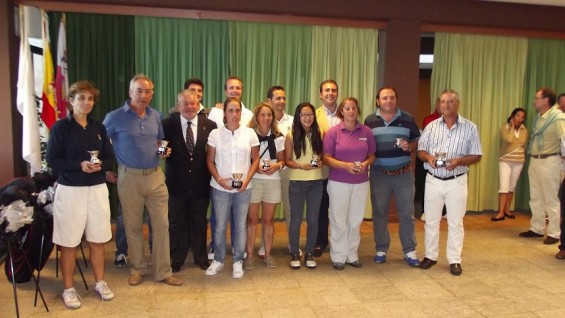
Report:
163,112,217,197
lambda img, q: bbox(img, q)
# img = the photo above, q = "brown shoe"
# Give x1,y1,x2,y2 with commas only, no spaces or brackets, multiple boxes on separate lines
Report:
543,236,559,245
128,273,143,286
555,250,565,259
161,275,183,286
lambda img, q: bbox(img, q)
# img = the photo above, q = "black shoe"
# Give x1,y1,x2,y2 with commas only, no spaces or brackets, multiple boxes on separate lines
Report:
113,254,127,267
450,263,462,276
543,236,559,245
518,230,543,238
490,215,505,222
419,257,437,270
304,253,317,269
195,261,210,270
313,244,327,257
346,260,363,268
332,262,345,270
504,212,516,219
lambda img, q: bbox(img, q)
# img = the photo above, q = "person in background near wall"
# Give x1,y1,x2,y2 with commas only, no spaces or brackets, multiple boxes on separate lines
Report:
183,77,208,116
324,97,376,270
491,107,528,222
418,89,482,276
163,91,216,272
364,87,421,267
314,79,341,257
285,102,325,269
46,81,115,309
557,93,565,259
416,98,446,222
206,97,259,279
520,88,565,245
103,74,182,287
266,86,296,257
245,103,285,269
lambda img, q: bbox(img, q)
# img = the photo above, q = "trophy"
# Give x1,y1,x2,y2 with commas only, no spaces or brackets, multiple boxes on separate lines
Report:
262,159,271,170
87,150,100,164
394,138,404,148
354,161,362,173
158,140,169,156
310,154,319,168
435,152,448,168
231,172,243,189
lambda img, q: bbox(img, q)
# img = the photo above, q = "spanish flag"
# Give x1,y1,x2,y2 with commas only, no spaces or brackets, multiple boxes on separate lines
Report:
41,10,57,129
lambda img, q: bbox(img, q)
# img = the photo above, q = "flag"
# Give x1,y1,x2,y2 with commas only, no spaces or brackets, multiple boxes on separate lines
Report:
41,10,57,129
55,14,68,119
16,5,42,175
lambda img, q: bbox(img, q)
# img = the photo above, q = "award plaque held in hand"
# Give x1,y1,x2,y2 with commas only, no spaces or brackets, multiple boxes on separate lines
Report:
310,154,319,168
231,172,243,189
157,140,169,156
394,138,404,148
88,150,100,164
435,152,448,168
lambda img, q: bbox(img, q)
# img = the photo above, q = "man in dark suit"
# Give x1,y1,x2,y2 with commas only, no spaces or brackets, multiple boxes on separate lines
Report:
163,90,217,272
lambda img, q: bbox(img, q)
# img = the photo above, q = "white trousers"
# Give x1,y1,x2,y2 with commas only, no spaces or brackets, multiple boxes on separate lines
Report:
424,174,467,264
528,156,562,238
328,180,369,263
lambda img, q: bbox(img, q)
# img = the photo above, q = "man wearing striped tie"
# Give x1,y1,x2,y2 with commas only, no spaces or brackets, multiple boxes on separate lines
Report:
163,90,217,272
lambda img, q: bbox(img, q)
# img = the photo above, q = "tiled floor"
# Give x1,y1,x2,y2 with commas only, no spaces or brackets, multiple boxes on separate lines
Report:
1,212,565,317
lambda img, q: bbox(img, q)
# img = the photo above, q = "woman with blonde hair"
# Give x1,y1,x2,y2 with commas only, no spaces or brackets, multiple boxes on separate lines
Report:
245,103,285,269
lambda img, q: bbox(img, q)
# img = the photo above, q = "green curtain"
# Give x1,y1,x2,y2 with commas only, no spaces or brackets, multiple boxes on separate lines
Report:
309,26,379,119
66,13,135,121
514,38,565,209
229,21,312,113
134,17,229,114
431,33,528,211
62,13,136,218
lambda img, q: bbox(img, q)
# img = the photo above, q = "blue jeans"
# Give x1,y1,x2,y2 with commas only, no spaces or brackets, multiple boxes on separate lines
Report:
115,204,153,256
370,166,417,254
209,203,236,249
211,188,251,263
289,180,323,255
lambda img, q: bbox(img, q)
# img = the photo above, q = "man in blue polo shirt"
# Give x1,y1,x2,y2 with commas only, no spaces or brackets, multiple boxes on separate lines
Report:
103,74,182,286
364,87,421,267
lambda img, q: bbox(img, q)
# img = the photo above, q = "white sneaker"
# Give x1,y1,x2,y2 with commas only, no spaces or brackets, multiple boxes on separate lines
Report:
94,281,114,301
206,260,224,276
232,260,244,279
62,287,82,309
420,213,426,221
258,245,266,258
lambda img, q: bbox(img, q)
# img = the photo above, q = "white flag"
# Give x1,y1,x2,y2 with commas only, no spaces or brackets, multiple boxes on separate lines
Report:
55,14,68,119
16,5,42,175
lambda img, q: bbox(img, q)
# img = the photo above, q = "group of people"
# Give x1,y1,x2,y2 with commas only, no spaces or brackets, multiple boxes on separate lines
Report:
44,72,564,311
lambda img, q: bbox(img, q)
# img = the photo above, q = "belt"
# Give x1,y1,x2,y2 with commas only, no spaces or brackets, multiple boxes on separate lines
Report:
382,161,412,176
427,171,466,181
530,153,560,159
121,165,158,175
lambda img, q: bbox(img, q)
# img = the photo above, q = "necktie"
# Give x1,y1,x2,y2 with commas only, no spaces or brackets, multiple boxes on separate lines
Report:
186,122,195,155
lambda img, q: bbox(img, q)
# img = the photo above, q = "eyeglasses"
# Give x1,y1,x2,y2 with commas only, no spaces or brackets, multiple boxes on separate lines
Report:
300,113,314,118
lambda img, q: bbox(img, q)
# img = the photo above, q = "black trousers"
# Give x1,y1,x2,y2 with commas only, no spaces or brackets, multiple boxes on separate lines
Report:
168,193,210,266
316,179,330,246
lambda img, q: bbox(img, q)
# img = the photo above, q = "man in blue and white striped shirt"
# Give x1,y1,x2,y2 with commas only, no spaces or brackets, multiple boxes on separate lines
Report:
417,89,482,276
